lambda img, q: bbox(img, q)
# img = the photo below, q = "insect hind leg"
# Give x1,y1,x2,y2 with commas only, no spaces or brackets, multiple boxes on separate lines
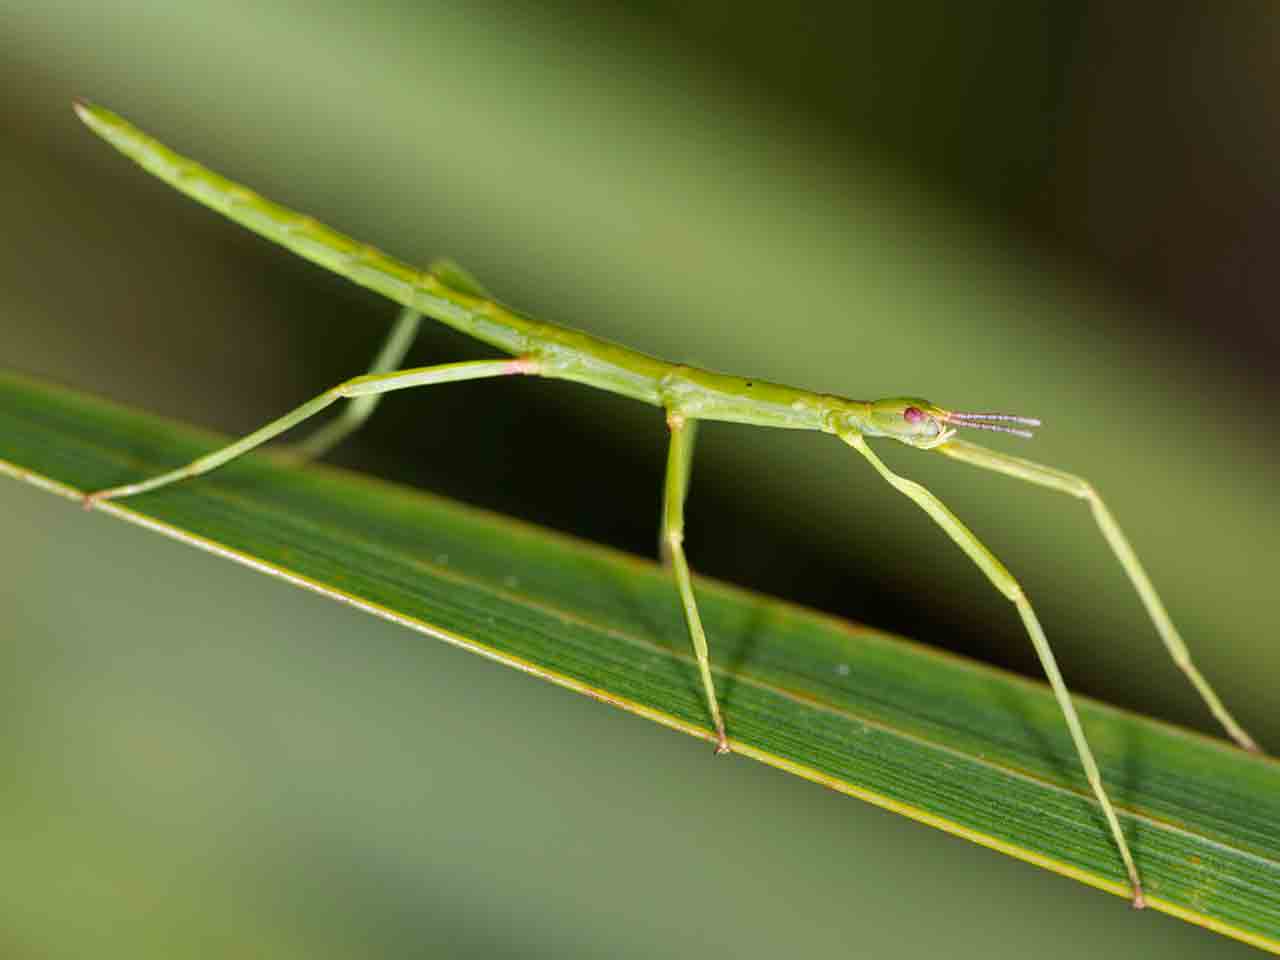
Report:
290,305,423,461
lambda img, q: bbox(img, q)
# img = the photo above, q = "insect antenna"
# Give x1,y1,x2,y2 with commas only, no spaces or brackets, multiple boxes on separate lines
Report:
943,411,1041,439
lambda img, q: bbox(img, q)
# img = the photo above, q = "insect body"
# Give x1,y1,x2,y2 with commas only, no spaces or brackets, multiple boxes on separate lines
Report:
73,100,1260,909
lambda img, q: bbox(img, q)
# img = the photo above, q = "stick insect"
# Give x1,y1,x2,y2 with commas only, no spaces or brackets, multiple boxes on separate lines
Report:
73,100,1261,909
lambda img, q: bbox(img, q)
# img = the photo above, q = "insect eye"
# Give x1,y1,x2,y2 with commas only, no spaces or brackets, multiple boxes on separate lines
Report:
903,406,925,424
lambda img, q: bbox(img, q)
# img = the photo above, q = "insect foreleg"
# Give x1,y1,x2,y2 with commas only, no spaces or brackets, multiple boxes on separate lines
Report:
937,438,1258,753
843,431,1145,908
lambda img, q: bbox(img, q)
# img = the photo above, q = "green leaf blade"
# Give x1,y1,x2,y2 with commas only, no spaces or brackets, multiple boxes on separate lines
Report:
2,369,1278,951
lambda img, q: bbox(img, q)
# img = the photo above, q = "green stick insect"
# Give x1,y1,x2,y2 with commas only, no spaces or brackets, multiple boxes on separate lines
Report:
73,101,1261,909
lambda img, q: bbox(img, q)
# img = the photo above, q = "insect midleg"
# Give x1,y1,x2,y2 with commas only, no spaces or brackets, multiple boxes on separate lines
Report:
660,417,698,565
291,306,424,461
662,412,728,754
843,432,1145,908
83,358,534,507
938,439,1258,753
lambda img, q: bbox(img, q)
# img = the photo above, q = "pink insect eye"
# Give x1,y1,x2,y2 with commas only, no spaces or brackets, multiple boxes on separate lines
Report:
903,406,924,424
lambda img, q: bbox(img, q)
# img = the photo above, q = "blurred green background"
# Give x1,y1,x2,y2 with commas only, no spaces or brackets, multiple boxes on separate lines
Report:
3,2,1277,956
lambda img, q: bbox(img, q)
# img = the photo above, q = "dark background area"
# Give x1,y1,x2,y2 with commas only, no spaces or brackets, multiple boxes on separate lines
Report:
2,2,1276,957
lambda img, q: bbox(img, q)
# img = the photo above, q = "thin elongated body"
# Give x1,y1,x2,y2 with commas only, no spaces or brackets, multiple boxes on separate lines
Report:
73,101,1261,910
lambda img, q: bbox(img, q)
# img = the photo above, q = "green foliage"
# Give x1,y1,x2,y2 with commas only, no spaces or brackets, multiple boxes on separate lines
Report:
2,370,1276,951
